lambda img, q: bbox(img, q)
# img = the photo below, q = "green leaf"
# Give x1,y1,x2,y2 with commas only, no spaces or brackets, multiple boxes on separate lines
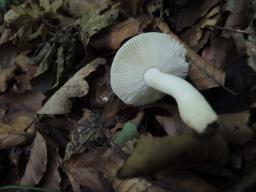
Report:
40,0,50,11
114,122,139,146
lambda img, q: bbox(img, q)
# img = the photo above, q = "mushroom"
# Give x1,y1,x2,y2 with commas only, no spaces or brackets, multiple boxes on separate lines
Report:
110,32,217,133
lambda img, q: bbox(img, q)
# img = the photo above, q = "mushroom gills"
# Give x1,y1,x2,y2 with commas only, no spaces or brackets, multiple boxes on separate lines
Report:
144,67,217,133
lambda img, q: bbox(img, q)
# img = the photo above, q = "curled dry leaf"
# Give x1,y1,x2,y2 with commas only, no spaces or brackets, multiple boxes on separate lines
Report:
219,111,253,146
158,22,225,90
20,132,47,185
38,58,106,115
91,16,151,50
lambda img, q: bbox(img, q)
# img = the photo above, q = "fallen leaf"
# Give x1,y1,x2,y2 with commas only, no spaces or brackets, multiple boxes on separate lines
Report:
20,132,47,185
159,22,225,90
174,0,219,31
219,111,253,146
118,132,228,178
64,110,104,160
0,134,28,150
39,138,62,190
0,43,17,93
63,0,102,17
0,113,35,134
64,148,112,192
224,0,251,31
91,16,150,50
0,90,45,113
80,0,119,47
156,114,189,136
38,58,106,115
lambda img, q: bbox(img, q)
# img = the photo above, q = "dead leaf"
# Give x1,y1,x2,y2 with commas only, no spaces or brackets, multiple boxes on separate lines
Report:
63,0,102,17
0,43,17,93
91,16,150,50
156,114,189,136
159,22,225,90
39,138,62,190
64,148,112,192
0,90,45,113
80,0,119,47
0,113,35,134
0,134,28,150
174,0,219,31
202,37,237,69
180,4,221,51
38,58,106,115
224,0,251,31
20,132,47,185
219,111,253,146
64,110,104,160
118,132,228,178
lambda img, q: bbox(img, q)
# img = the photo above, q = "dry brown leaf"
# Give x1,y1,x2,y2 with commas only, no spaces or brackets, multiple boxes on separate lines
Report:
118,132,228,178
65,147,171,192
0,134,28,150
159,22,225,90
0,90,45,113
38,58,106,115
64,148,111,192
156,114,189,136
0,43,17,93
39,139,62,190
175,0,219,31
91,17,150,50
63,0,102,17
180,4,221,51
20,132,47,185
219,111,253,146
0,114,35,134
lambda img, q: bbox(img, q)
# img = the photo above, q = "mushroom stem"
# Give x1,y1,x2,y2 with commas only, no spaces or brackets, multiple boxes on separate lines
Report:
144,67,217,133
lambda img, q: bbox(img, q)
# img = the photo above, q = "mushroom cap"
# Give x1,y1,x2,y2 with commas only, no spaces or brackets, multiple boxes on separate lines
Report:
111,32,189,105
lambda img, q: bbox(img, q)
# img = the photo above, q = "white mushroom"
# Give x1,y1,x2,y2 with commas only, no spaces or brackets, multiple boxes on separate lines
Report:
110,32,217,133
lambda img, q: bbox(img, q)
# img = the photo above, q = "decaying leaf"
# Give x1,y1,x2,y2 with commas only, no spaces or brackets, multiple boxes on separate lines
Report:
0,113,35,134
38,58,106,115
180,4,221,51
118,132,228,178
64,110,105,161
156,114,189,136
20,132,47,185
0,43,17,93
159,22,225,90
91,16,151,50
219,111,253,146
64,148,112,192
0,90,45,113
0,134,28,150
39,139,62,190
80,0,119,47
174,0,219,31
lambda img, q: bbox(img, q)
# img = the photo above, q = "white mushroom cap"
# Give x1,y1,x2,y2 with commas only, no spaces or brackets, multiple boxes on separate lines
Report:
111,32,189,105
111,32,217,133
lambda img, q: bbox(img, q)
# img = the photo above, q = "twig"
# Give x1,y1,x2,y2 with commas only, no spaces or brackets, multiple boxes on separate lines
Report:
207,25,256,37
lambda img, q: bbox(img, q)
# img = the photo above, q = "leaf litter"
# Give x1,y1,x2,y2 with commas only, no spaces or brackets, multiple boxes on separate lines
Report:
0,0,255,192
